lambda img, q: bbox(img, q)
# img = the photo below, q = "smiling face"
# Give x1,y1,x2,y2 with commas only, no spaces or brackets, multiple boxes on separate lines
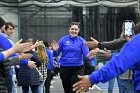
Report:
4,22,15,37
5,25,14,37
69,24,80,38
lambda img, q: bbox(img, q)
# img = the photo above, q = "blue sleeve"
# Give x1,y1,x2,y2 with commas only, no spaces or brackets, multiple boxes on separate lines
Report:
82,44,89,59
111,53,117,57
89,58,96,67
0,35,13,50
0,35,17,57
88,34,140,85
20,59,28,64
50,51,54,69
0,53,4,61
47,50,54,69
80,37,89,58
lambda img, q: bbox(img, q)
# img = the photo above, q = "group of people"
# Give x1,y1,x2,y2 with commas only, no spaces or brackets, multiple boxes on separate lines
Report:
0,17,59,93
1,15,140,93
0,17,37,93
73,22,140,93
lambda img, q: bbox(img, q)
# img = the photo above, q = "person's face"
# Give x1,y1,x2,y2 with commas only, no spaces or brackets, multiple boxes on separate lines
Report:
69,25,80,38
5,25,14,37
48,45,52,50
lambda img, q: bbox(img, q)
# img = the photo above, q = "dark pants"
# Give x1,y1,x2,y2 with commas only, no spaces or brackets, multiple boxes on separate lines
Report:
45,69,54,93
5,75,13,93
60,66,84,93
135,90,140,93
22,85,39,93
54,67,60,76
15,68,19,81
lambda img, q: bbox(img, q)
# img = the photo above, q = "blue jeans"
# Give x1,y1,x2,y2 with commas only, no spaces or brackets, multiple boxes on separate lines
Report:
108,78,115,93
22,85,39,93
12,75,17,93
38,81,45,93
117,77,134,93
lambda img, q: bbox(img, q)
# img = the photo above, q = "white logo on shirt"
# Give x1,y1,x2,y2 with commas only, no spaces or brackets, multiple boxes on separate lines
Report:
65,41,70,45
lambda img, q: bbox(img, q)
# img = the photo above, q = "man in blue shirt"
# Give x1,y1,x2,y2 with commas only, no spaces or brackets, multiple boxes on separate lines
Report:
0,17,36,68
73,33,140,93
0,43,32,62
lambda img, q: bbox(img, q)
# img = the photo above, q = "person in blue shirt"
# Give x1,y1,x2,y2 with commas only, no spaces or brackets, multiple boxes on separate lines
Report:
51,22,97,93
44,41,55,93
0,42,32,62
3,22,20,93
0,48,33,93
73,33,140,93
0,17,36,69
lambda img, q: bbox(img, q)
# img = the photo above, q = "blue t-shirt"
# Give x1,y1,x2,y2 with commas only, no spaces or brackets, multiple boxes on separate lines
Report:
0,34,28,64
45,48,54,69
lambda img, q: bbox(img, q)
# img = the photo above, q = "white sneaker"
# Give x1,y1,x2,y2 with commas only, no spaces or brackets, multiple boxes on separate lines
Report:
50,85,54,88
51,80,55,84
53,76,59,79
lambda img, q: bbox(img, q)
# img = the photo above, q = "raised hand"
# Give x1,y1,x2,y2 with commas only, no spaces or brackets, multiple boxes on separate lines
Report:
32,40,43,48
73,75,91,93
14,39,23,44
96,50,112,62
85,37,99,49
87,48,99,59
51,40,59,51
13,39,32,53
27,61,36,68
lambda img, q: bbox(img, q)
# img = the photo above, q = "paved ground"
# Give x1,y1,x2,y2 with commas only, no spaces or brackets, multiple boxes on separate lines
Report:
50,77,119,93
17,63,120,93
17,76,119,93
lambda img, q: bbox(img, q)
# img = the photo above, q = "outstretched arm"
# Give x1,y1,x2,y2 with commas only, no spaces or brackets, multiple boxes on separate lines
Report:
73,33,140,92
85,37,127,50
0,47,16,61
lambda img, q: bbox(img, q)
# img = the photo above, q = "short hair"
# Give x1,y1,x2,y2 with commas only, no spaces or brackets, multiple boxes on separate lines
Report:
0,17,5,29
43,41,49,48
5,22,15,30
70,22,80,28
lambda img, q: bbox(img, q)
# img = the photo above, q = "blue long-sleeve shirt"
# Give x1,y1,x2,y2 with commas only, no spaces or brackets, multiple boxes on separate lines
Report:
53,35,89,66
45,47,54,69
89,33,140,90
0,34,28,64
